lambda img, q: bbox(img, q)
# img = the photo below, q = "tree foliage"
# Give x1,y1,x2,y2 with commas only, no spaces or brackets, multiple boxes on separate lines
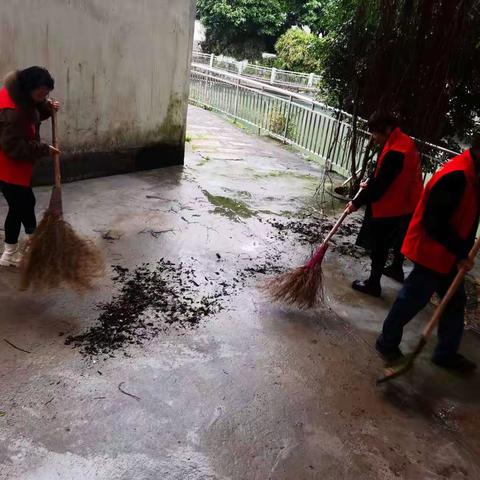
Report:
274,28,323,73
320,0,480,145
197,0,329,59
196,0,289,59
286,0,328,34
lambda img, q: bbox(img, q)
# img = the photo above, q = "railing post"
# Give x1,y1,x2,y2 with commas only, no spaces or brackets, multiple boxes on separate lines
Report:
258,88,264,134
203,73,209,102
270,67,277,85
283,95,293,142
233,79,240,122
308,73,314,88
209,53,214,67
237,61,243,76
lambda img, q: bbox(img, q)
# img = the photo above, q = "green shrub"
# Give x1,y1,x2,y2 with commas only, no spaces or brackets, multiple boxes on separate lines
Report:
274,27,323,73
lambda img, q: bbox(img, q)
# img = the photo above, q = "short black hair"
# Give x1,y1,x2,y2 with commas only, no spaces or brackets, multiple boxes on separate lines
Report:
368,110,398,133
18,66,55,92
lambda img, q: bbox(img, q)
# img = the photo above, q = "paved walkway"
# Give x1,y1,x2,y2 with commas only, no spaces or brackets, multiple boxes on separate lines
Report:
0,106,478,479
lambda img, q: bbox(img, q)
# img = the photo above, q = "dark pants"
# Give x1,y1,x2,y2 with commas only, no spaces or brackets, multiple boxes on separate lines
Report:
390,216,410,270
1,182,37,244
368,215,410,285
377,264,466,360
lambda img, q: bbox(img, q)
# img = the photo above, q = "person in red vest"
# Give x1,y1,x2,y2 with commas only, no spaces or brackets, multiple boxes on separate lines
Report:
375,136,480,372
347,111,423,297
0,67,60,267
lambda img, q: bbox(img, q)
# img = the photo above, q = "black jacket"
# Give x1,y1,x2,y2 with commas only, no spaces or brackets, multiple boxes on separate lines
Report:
353,151,404,208
422,150,480,260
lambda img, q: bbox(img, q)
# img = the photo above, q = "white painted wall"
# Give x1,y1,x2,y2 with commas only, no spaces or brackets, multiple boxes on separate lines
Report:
0,0,196,154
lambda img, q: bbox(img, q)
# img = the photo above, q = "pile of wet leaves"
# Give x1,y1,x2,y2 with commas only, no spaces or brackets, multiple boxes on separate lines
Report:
267,217,365,259
66,260,234,357
65,254,289,357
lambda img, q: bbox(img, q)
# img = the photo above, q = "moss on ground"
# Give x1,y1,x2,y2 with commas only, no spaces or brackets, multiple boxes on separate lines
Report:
203,190,255,221
252,170,318,182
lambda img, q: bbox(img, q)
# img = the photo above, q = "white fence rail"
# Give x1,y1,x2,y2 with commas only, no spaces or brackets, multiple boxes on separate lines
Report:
189,63,458,178
192,51,321,92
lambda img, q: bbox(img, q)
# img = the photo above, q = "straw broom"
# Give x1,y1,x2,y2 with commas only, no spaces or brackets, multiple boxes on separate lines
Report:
20,111,104,292
264,208,350,309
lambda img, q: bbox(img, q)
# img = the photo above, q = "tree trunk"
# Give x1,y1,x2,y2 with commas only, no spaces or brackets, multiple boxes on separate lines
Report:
349,88,360,196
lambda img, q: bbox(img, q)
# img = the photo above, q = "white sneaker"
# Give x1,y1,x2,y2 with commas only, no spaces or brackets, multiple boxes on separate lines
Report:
0,243,23,268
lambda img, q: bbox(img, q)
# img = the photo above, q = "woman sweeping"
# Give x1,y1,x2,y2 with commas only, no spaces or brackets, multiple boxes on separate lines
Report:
0,67,60,267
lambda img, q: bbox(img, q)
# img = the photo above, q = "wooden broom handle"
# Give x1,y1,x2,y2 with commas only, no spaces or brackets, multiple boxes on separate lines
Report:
322,187,365,246
323,210,349,245
51,110,61,188
423,236,480,338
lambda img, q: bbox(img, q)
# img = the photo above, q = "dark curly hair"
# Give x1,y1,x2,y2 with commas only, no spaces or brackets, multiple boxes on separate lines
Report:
18,66,55,92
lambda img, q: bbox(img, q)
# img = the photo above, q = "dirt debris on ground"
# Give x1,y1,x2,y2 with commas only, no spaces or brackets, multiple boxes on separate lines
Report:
65,253,285,358
66,212,367,359
238,250,284,277
267,216,366,259
70,210,478,360
65,260,231,357
465,275,480,334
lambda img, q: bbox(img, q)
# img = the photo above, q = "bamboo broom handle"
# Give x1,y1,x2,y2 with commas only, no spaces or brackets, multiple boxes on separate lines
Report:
323,210,349,245
51,110,61,189
322,187,365,246
423,236,480,338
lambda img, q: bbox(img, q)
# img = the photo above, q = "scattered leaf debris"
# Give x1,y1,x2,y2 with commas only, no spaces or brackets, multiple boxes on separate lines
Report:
267,217,365,258
66,260,231,357
65,253,286,358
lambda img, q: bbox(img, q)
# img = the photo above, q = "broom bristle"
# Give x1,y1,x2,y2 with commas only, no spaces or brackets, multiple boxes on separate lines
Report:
263,263,324,309
20,211,105,293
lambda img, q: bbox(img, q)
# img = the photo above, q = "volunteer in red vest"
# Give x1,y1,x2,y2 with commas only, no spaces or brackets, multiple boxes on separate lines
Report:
347,111,423,297
375,136,480,373
0,67,60,267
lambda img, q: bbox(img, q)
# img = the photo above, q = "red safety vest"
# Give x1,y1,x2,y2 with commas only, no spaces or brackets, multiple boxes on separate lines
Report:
371,128,423,218
402,150,479,274
0,87,36,187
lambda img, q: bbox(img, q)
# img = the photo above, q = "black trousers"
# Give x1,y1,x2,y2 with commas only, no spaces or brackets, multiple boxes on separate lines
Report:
378,265,465,360
368,215,411,285
1,182,37,244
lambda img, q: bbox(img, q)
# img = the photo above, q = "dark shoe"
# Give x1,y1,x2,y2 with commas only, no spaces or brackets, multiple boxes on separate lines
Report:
352,279,381,298
383,265,405,283
432,354,477,374
376,339,405,363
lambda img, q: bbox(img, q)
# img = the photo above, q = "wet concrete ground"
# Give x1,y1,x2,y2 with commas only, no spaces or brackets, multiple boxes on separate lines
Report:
0,106,479,479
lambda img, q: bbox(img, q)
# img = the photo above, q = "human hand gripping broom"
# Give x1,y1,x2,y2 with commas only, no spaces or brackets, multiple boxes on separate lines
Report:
264,188,364,309
20,110,105,292
377,235,480,384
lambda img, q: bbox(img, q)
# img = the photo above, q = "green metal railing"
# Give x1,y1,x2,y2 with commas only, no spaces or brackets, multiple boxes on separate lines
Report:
189,63,458,178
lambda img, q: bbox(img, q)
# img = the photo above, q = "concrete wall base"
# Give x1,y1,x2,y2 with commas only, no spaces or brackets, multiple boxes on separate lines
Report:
32,143,184,186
